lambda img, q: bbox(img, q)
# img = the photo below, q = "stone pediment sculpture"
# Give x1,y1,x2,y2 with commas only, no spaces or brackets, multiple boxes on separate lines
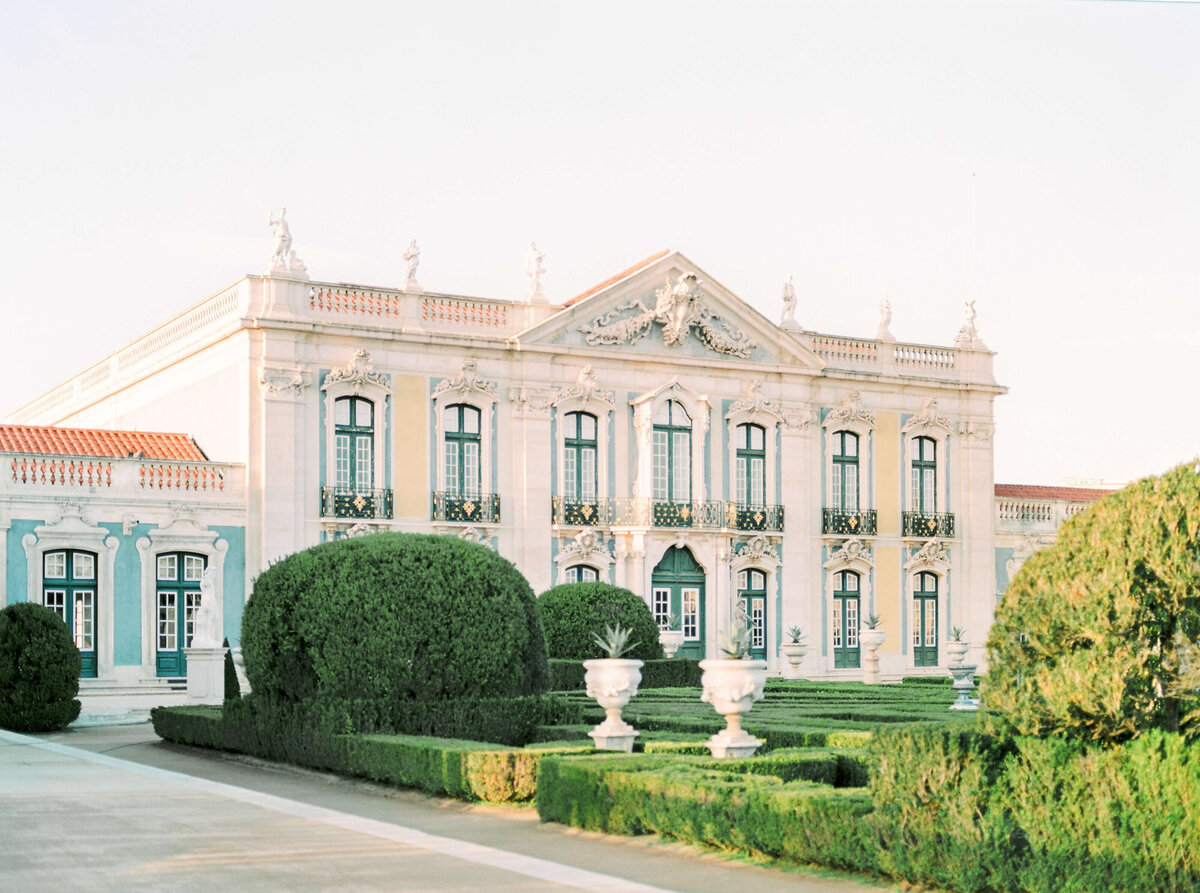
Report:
432,358,498,400
555,366,614,407
267,208,308,278
730,379,782,418
323,349,389,393
825,537,871,571
910,538,949,567
902,396,951,434
558,529,610,563
580,273,756,358
827,390,876,427
735,534,775,562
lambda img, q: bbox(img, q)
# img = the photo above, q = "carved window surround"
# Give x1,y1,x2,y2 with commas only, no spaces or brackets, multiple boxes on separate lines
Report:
432,358,498,497
322,350,391,495
553,366,614,511
822,390,875,527
631,378,711,503
901,396,953,517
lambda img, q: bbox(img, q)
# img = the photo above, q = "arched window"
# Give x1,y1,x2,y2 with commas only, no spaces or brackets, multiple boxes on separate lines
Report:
334,396,374,493
564,564,599,583
653,400,691,503
832,432,859,511
155,552,206,677
43,550,97,678
445,404,482,498
735,423,766,506
912,572,939,667
563,411,598,502
911,436,937,513
832,570,860,669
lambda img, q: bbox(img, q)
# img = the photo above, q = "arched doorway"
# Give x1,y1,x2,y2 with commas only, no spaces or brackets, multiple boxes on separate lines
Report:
651,546,706,659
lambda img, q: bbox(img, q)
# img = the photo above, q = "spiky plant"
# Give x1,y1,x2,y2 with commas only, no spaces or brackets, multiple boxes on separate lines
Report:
592,623,639,659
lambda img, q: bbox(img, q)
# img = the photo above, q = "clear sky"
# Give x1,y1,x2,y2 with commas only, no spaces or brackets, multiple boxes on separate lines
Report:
2,0,1197,485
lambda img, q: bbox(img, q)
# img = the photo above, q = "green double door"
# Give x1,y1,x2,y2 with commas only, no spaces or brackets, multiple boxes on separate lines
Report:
737,568,767,661
652,546,706,659
156,553,207,677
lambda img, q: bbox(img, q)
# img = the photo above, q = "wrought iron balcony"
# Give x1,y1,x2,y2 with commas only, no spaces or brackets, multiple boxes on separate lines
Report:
727,503,785,532
431,491,501,523
903,511,955,538
551,498,612,526
822,508,878,536
321,487,394,519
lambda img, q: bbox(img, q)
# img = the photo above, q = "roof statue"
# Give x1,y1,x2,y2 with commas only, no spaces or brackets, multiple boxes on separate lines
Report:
526,241,547,302
267,208,308,279
780,275,799,329
877,299,895,341
403,239,422,293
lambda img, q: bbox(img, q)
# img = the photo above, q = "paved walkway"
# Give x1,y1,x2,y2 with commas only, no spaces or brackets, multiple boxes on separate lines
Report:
1,724,895,892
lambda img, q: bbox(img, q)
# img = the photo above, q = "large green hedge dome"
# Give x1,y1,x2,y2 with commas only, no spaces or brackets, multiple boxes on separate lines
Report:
538,582,663,661
0,602,82,732
983,461,1200,742
241,533,549,704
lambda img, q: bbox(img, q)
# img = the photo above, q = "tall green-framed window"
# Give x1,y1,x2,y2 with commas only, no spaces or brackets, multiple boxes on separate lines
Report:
43,550,97,678
737,568,767,661
912,572,939,667
736,423,766,506
334,396,374,492
832,570,860,669
563,411,598,501
652,400,691,503
911,436,937,513
831,431,859,511
156,552,206,677
445,403,482,498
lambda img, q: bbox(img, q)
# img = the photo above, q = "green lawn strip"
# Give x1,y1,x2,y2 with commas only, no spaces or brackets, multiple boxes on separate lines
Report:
535,753,878,874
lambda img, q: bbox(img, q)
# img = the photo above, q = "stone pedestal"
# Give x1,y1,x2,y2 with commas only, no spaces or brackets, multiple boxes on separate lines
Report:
404,278,423,294
861,629,886,684
949,663,980,711
185,646,228,705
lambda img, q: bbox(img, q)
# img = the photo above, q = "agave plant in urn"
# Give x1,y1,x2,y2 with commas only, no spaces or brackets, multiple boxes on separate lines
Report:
584,624,644,752
658,611,684,659
699,606,767,757
781,625,808,679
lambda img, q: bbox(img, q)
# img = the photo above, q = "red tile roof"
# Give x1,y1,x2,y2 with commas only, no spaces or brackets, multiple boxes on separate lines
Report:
995,483,1116,502
562,250,671,307
0,425,208,461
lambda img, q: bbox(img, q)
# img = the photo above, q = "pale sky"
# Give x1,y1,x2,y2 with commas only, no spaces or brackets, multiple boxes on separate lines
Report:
2,0,1197,486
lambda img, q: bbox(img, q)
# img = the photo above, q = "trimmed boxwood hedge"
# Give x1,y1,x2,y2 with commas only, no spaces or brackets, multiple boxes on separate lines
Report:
0,602,82,732
242,533,549,709
538,582,662,661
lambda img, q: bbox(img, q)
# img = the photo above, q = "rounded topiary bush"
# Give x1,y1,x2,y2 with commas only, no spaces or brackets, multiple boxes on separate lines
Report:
241,533,548,704
983,461,1200,743
0,602,82,732
538,582,662,661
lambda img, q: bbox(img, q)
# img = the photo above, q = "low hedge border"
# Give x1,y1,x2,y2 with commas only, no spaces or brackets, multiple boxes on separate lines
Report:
150,702,591,803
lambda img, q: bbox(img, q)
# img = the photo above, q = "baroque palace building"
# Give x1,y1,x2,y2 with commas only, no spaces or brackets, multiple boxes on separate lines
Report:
2,235,1014,694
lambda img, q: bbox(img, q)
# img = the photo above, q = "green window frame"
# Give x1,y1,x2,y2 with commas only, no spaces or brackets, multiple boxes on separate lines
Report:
737,568,767,660
652,400,691,503
564,564,599,583
736,423,766,506
912,571,939,667
831,431,859,511
563,411,598,501
334,396,374,492
43,549,97,678
445,403,482,498
156,552,206,677
911,436,937,513
832,570,860,669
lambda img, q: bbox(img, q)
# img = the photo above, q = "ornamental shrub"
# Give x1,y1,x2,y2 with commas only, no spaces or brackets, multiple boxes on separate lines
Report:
222,637,241,703
983,461,1200,743
241,533,549,708
538,582,662,661
0,602,82,732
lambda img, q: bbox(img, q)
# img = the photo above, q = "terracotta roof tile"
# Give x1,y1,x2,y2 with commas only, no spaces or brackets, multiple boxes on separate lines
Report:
994,483,1116,502
0,425,208,461
562,250,671,307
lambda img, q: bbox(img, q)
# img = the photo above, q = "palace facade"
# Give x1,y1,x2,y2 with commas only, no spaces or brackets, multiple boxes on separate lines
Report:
3,246,1008,691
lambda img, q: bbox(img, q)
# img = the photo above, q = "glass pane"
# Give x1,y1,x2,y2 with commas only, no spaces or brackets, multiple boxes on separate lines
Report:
158,592,176,650
750,457,764,505
184,555,205,581
751,569,765,589
845,572,859,592
580,565,598,582
334,397,350,426
831,464,842,510
581,413,596,440
72,553,95,581
185,592,201,648
911,467,920,512
336,434,351,488
564,449,577,498
833,600,842,648
922,468,935,512
672,431,690,501
736,457,746,503
44,590,66,622
751,600,764,649
912,600,921,647
157,555,177,582
356,436,372,489
463,442,480,497
652,431,669,500
44,552,66,579
926,600,937,647
846,465,858,511
462,406,480,435
653,589,671,628
671,401,691,424
445,406,461,434
74,591,94,650
445,441,459,493
581,448,596,500
357,398,372,428
847,599,859,647
682,589,700,640
844,433,857,458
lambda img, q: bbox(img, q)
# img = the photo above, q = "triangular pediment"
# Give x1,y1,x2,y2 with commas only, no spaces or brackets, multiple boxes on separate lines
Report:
515,251,825,370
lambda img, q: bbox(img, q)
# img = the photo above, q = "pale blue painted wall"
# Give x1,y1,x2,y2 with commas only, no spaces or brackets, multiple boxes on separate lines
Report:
214,525,246,648
5,519,41,603
106,521,150,666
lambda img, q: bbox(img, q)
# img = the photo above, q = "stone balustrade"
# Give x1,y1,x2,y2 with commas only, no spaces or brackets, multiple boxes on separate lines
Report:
6,453,242,497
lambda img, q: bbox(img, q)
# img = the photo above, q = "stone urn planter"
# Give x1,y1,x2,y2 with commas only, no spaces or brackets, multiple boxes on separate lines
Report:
860,624,886,684
780,643,808,678
946,639,969,666
699,658,768,757
583,658,643,751
659,629,685,659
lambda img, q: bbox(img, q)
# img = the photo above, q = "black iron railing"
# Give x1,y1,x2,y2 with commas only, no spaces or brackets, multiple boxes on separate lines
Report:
822,508,878,536
728,503,785,532
551,497,611,526
320,487,394,519
431,491,501,523
903,511,955,537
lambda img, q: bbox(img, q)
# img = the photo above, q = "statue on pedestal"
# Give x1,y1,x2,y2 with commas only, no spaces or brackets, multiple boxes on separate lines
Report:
780,275,798,328
268,208,292,269
526,241,547,300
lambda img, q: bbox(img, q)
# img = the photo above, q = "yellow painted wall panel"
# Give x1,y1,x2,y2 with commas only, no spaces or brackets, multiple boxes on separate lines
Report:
392,375,428,518
875,546,901,653
876,412,900,534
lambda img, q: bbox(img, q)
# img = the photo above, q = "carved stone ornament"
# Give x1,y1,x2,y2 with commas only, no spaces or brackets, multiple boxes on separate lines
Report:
555,365,614,406
167,502,200,527
322,349,389,393
508,387,556,416
828,537,871,567
827,390,876,427
910,539,949,567
902,396,951,435
957,420,995,441
781,405,814,430
432,358,498,400
49,499,92,527
458,526,492,547
559,529,610,563
729,379,782,418
260,366,309,396
579,273,756,358
344,522,375,538
735,534,775,562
